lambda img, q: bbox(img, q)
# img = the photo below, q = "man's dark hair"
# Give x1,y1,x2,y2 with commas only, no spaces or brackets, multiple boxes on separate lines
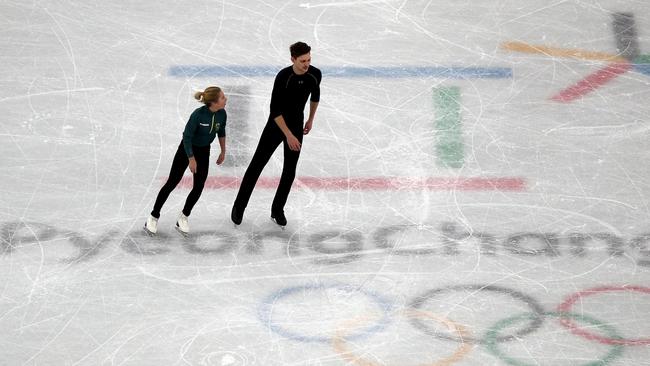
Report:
290,42,311,58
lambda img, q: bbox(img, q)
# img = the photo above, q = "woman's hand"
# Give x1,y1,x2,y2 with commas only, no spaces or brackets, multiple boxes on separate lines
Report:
188,157,197,174
216,151,226,165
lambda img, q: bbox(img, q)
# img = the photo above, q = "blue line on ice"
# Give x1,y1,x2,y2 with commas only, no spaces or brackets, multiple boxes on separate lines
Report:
169,65,513,79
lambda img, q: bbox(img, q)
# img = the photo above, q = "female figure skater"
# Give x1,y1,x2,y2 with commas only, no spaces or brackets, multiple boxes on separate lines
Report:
145,86,228,235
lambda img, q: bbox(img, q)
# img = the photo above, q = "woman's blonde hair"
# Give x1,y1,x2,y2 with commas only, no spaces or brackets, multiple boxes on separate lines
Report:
194,86,222,105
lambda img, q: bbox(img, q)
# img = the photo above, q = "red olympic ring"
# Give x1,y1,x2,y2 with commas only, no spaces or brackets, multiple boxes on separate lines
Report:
557,285,650,346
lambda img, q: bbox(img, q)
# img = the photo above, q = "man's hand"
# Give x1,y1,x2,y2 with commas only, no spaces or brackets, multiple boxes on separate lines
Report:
287,134,301,151
303,120,313,135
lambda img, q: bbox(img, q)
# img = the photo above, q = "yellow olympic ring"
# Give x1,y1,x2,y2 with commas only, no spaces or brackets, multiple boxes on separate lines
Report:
332,309,473,366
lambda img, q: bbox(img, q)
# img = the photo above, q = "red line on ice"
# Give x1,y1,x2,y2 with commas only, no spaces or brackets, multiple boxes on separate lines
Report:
551,62,633,102
170,176,527,191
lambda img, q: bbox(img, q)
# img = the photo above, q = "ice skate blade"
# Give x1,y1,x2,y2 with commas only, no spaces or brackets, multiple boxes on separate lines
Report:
175,224,189,237
143,224,156,237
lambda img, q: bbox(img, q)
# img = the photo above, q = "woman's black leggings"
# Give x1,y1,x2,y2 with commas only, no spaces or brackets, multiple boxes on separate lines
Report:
151,142,210,218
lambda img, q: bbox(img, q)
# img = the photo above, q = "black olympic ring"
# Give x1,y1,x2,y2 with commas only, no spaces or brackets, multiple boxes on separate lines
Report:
408,284,545,344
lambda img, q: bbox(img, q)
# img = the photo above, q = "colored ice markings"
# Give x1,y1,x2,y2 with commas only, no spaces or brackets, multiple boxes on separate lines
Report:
502,12,650,102
433,87,463,169
634,55,650,76
551,62,633,103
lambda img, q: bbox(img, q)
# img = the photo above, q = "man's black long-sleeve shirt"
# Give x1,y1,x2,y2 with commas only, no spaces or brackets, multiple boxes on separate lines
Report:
269,65,321,124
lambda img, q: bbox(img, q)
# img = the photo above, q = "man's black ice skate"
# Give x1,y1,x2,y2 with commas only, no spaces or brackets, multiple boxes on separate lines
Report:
271,210,287,228
231,206,243,226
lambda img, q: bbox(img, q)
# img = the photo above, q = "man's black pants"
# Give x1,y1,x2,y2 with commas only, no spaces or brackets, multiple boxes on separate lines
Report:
234,120,303,213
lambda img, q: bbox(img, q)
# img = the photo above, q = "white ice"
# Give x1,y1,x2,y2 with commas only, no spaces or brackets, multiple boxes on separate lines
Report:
1,0,650,365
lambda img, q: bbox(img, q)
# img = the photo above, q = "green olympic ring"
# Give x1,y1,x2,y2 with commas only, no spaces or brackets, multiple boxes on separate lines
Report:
484,312,624,366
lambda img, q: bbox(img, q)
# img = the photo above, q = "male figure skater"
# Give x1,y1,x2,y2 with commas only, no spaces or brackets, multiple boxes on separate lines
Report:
231,41,321,227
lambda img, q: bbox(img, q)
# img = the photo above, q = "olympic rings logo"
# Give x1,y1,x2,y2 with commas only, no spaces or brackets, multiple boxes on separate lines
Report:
257,283,649,365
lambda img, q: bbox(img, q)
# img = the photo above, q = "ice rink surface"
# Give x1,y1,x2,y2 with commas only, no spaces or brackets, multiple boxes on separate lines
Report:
2,0,650,365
